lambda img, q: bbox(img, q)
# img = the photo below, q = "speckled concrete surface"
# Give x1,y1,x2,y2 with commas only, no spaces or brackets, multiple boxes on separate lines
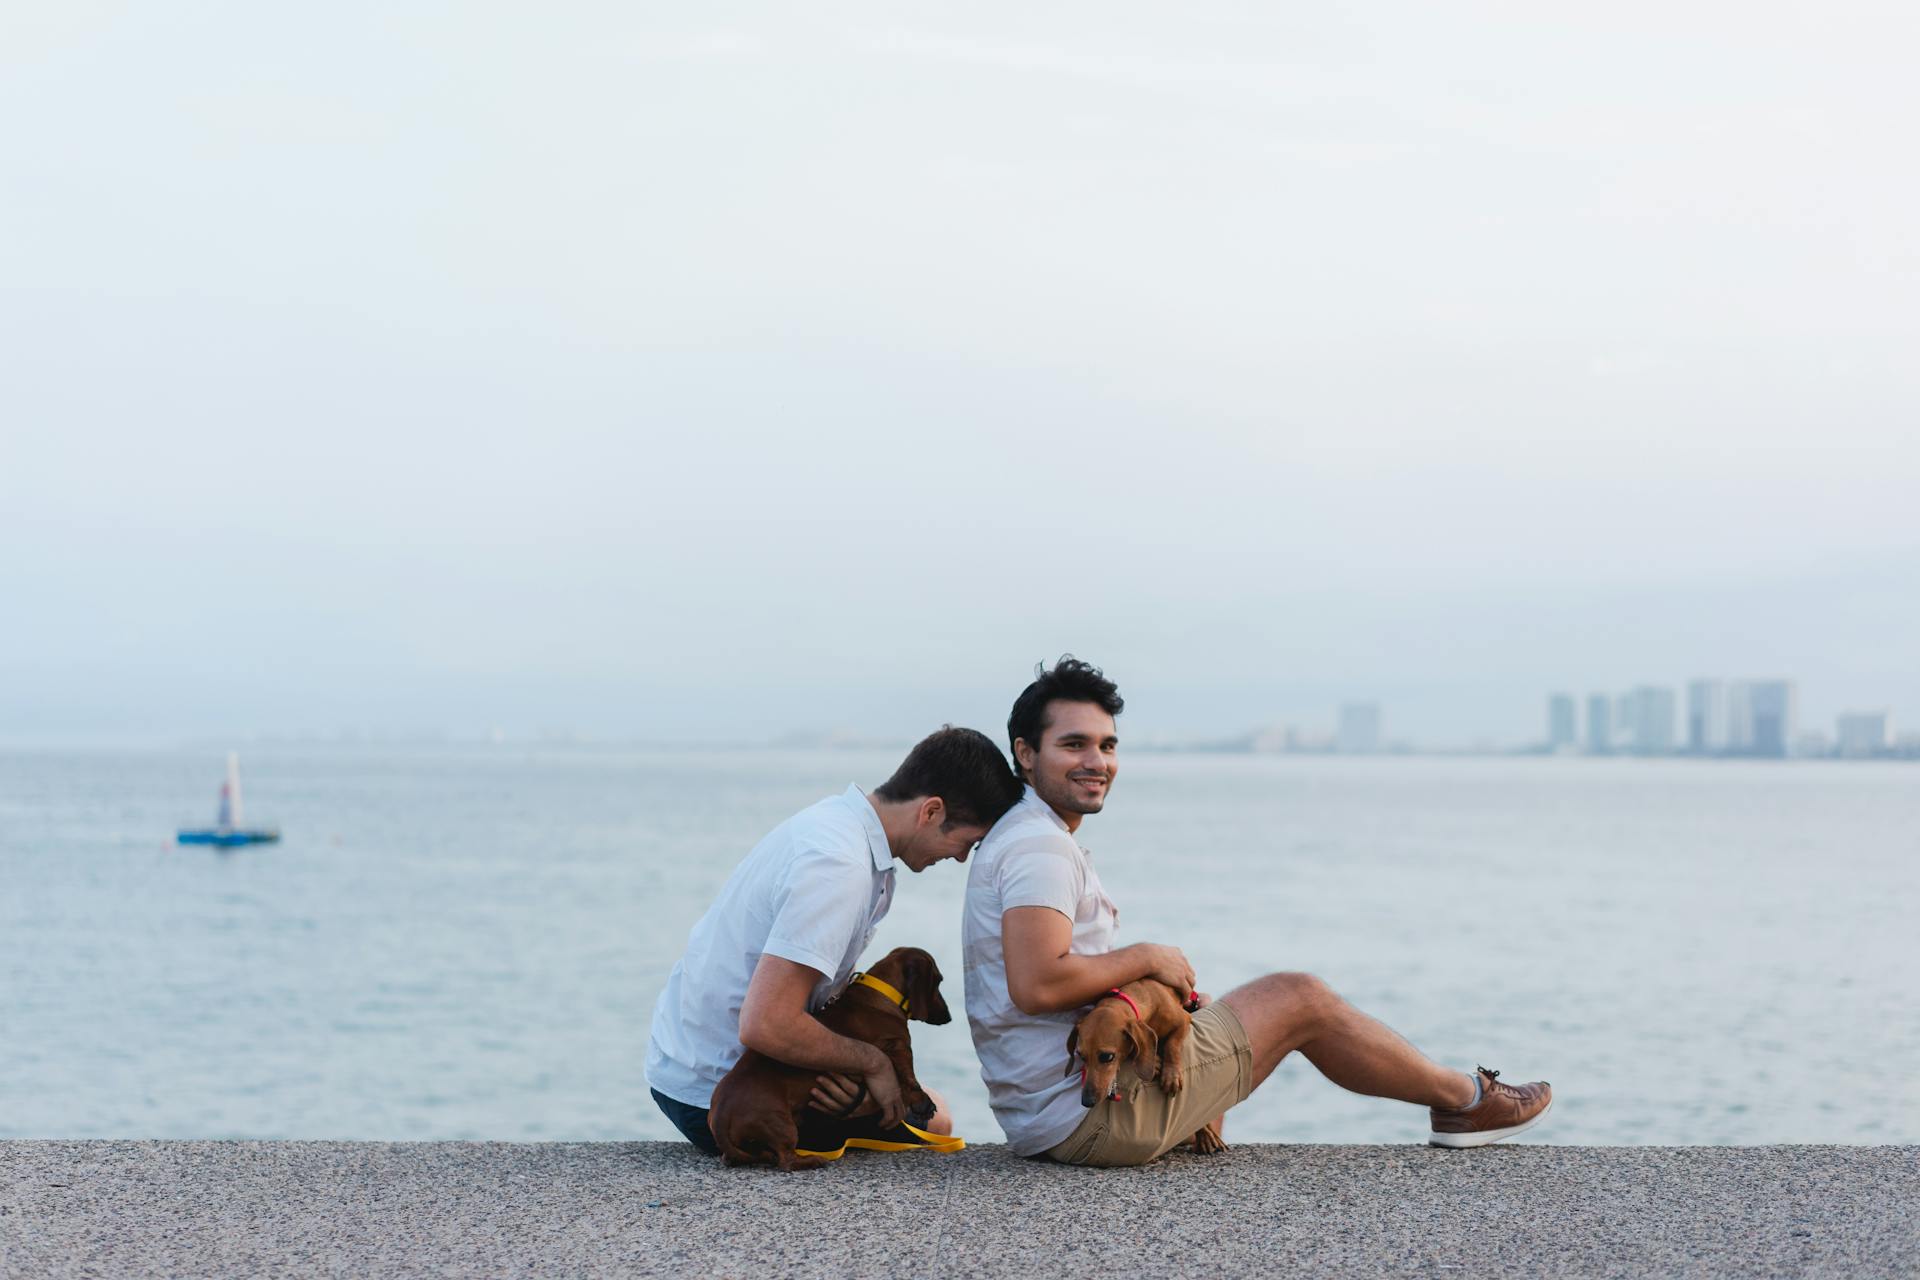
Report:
2,1142,1913,1278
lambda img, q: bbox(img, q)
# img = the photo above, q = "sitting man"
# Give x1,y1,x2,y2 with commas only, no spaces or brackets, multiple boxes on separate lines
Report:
647,725,1023,1152
963,659,1553,1166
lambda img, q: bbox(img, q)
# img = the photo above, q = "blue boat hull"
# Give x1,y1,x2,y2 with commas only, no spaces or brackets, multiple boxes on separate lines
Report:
177,829,280,847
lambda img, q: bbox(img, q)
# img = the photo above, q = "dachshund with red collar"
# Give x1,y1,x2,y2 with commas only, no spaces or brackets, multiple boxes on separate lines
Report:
1065,977,1227,1154
707,946,949,1170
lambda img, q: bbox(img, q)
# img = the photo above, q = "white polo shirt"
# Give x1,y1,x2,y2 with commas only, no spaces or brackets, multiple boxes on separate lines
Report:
645,785,896,1109
962,785,1119,1155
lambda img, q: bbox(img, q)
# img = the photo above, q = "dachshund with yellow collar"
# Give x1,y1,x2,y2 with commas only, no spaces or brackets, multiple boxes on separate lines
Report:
707,946,948,1169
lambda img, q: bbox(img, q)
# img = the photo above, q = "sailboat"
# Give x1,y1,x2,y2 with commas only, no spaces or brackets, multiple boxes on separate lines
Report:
177,752,281,846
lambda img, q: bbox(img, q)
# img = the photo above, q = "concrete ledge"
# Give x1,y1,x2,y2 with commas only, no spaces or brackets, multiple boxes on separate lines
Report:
3,1141,1914,1278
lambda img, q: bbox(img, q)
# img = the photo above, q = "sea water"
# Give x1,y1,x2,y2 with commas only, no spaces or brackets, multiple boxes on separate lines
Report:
3,745,1915,1145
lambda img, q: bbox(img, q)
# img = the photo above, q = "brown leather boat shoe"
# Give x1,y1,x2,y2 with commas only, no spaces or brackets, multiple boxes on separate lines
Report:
1428,1067,1552,1148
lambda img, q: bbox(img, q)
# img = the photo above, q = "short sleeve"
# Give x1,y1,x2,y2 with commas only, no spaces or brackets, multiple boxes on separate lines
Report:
762,845,872,978
996,835,1082,919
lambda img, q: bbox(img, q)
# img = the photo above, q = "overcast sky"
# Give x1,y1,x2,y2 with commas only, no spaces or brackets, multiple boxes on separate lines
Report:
3,3,1916,746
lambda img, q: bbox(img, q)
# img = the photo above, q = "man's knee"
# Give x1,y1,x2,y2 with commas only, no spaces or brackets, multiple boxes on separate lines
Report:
1243,970,1337,1008
1225,971,1341,1034
1282,971,1338,1008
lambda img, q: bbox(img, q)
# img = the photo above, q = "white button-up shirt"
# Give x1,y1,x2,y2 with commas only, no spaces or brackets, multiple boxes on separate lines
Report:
645,785,896,1109
962,785,1119,1155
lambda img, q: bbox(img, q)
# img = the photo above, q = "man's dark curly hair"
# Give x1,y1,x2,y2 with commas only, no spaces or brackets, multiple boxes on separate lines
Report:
1006,656,1124,781
873,725,1023,829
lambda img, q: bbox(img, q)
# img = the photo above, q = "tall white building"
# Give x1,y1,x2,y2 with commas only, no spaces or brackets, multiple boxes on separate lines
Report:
1337,702,1382,754
1835,711,1890,758
1727,680,1797,757
1625,686,1677,755
1686,679,1726,754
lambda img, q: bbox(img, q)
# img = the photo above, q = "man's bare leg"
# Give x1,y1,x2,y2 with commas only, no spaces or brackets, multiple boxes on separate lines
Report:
1220,972,1476,1109
923,1085,953,1135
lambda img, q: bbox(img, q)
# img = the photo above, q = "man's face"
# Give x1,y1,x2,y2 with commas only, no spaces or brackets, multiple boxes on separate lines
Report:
1018,700,1118,821
895,802,991,874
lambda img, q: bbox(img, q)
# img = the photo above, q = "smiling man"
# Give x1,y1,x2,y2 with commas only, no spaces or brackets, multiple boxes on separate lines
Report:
647,726,1022,1153
962,658,1552,1166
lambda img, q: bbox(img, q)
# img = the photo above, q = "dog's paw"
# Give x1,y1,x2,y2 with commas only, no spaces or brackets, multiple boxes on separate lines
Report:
1159,1063,1185,1095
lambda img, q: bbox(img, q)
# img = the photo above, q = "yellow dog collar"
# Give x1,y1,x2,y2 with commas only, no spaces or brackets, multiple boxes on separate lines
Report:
851,972,908,1013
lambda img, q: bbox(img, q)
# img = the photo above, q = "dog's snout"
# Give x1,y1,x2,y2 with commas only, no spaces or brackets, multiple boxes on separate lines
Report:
1080,1086,1096,1107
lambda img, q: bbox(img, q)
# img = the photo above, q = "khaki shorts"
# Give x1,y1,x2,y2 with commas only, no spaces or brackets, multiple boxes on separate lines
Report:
1043,1000,1254,1167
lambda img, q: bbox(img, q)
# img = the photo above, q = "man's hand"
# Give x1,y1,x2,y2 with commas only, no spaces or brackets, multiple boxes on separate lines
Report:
1133,943,1196,996
1193,990,1212,1007
808,1072,867,1116
861,1059,906,1129
807,1058,903,1128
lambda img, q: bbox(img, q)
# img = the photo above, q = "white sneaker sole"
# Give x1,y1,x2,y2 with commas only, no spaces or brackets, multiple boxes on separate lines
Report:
1428,1096,1553,1148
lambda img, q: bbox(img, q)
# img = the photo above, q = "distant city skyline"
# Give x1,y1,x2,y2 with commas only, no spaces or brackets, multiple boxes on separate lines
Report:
8,670,1916,759
1537,678,1906,759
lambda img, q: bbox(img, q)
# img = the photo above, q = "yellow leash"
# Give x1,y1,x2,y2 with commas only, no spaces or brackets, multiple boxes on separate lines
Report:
796,1123,965,1161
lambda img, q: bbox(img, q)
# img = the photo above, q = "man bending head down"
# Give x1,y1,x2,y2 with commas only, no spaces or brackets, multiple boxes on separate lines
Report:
646,726,1023,1153
963,657,1552,1166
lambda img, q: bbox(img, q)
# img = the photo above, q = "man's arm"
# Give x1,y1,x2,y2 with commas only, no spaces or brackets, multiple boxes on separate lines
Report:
737,954,906,1127
1001,906,1196,1015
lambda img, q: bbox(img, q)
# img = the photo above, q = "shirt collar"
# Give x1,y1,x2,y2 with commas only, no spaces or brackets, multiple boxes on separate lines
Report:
843,784,896,871
1019,784,1073,834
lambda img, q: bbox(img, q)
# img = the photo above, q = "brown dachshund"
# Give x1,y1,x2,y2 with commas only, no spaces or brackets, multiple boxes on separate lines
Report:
707,946,950,1170
1065,978,1228,1155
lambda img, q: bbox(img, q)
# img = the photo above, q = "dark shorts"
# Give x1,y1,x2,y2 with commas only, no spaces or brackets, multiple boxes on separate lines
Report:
651,1088,719,1155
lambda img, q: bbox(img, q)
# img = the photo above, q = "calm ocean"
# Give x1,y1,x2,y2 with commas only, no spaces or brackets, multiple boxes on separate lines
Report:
3,745,1915,1146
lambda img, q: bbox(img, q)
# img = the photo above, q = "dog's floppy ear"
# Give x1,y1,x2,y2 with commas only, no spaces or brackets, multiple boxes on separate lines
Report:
1125,1018,1160,1081
1063,1027,1080,1078
906,950,951,1026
